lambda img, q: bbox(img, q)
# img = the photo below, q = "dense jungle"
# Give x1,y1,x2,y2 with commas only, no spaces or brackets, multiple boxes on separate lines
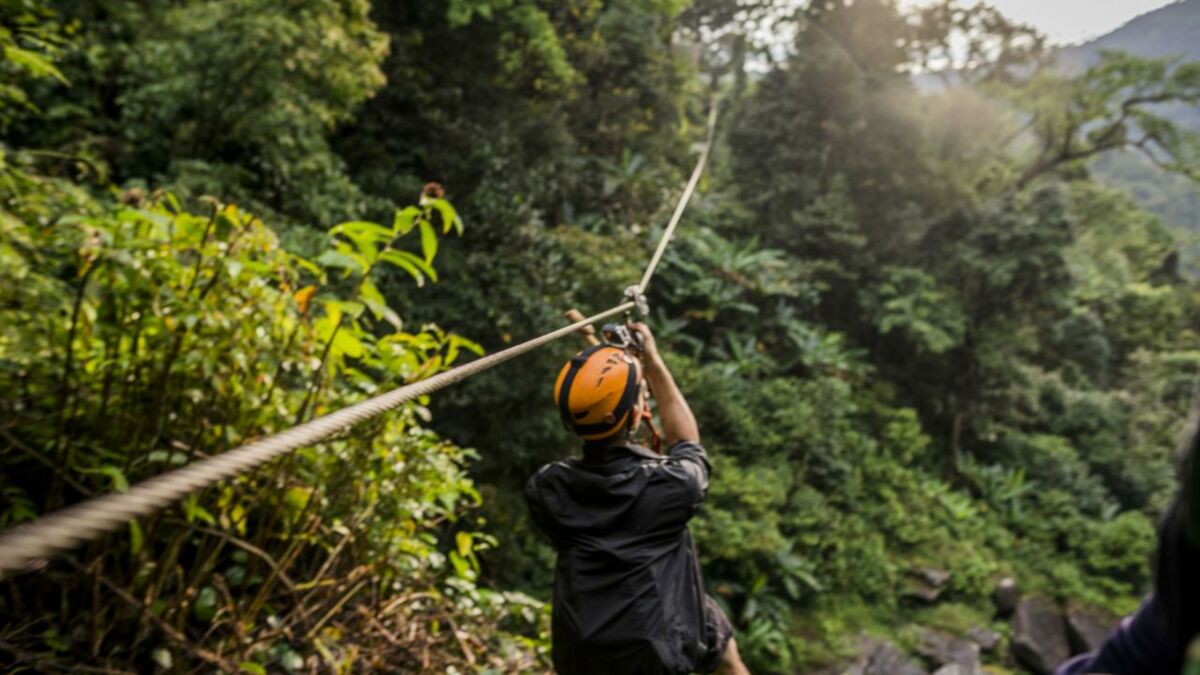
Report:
2,0,1200,673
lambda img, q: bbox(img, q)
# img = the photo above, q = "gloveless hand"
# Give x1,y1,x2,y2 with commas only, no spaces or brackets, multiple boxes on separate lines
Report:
628,322,662,365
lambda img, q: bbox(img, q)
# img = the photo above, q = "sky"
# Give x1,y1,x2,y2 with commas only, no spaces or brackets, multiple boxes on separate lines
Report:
899,0,1179,45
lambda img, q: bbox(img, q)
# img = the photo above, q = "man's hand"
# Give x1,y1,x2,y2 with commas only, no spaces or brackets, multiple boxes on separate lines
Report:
629,322,661,364
627,322,699,446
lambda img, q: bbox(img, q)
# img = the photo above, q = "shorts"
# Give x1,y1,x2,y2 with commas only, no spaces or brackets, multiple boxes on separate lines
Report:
550,594,736,675
695,595,735,674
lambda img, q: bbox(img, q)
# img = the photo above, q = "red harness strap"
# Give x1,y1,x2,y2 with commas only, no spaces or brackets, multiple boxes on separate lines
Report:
637,407,663,454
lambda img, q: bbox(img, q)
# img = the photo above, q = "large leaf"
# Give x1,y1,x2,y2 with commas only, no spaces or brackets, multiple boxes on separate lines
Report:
332,328,366,359
428,198,463,235
393,206,421,235
3,45,68,83
330,220,392,241
359,278,403,328
379,250,438,285
316,249,364,275
331,220,393,261
79,465,129,493
419,218,438,263
358,278,386,316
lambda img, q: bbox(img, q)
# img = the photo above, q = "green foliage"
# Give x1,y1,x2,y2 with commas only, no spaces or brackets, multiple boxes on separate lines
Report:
446,0,579,90
29,0,389,226
0,165,540,669
1074,511,1156,596
869,267,966,355
1089,150,1200,272
5,0,1200,672
0,0,68,127
1011,50,1200,188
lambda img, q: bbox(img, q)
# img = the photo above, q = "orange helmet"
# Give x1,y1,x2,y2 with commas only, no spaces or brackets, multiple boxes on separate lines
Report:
554,345,642,440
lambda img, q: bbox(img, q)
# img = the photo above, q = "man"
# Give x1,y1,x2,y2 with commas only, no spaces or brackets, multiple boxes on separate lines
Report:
1055,397,1200,675
525,323,750,675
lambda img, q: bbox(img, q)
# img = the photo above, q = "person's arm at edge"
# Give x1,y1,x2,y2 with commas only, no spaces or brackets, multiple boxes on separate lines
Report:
630,322,699,447
1184,430,1200,545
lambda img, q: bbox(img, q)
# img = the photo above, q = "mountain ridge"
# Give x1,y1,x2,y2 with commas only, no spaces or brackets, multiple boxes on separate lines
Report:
1059,0,1200,68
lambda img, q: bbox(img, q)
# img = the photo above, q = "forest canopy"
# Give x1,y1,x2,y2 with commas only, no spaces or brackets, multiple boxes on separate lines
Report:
1,0,1198,673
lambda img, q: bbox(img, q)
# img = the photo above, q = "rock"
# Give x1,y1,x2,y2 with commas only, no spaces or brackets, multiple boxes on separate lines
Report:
918,567,952,587
993,576,1019,616
906,579,944,603
966,626,1001,652
906,567,951,603
1065,601,1120,654
1012,596,1070,675
932,665,970,675
916,629,983,674
843,636,928,675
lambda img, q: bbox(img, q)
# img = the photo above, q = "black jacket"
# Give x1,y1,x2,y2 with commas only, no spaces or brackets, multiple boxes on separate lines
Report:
1156,435,1200,666
525,441,715,675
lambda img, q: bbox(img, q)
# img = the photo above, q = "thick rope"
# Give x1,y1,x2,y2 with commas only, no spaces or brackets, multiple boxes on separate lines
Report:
0,99,720,579
637,96,719,295
0,303,632,577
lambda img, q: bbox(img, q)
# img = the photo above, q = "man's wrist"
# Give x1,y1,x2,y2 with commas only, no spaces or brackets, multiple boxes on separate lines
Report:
643,353,667,373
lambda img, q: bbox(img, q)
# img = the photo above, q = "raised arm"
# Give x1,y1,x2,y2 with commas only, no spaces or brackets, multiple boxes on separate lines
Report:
1185,431,1199,545
630,323,699,447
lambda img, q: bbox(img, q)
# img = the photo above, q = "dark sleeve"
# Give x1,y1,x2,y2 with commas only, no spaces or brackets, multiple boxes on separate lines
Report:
1184,437,1200,545
643,442,713,535
665,440,712,507
1054,595,1178,675
1155,496,1200,661
524,466,559,544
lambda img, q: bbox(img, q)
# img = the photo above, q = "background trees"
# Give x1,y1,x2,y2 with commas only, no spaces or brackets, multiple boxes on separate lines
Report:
2,0,1199,672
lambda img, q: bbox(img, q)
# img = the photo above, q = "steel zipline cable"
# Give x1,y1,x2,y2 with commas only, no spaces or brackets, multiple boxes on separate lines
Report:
0,98,720,579
0,302,635,578
637,99,718,296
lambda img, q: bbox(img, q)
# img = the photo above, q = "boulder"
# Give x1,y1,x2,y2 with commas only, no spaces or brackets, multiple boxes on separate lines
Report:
906,567,951,603
916,629,983,675
1065,601,1120,654
993,577,1019,616
918,568,952,588
906,580,944,603
1012,596,1070,675
932,665,971,675
966,626,1001,652
843,636,928,675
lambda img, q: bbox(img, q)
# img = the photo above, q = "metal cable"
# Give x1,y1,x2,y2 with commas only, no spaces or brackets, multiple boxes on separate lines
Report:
0,98,720,579
637,96,719,295
0,303,632,577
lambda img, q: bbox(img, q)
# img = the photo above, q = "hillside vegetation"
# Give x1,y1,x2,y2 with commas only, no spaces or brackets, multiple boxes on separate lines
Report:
1,1,1199,673
1060,0,1200,245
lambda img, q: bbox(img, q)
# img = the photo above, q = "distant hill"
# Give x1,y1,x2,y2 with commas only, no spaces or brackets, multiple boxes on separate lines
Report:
1059,0,1200,257
910,2,1199,253
1059,0,1200,72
